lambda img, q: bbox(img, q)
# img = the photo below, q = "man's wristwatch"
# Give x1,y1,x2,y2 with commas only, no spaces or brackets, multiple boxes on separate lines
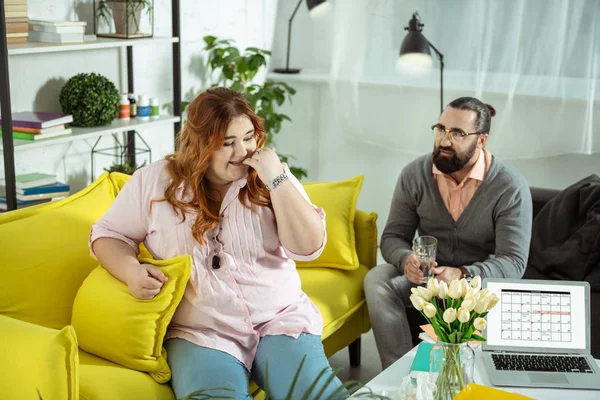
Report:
459,267,473,281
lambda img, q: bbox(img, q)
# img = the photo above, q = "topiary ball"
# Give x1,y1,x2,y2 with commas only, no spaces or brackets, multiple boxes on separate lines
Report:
59,73,120,127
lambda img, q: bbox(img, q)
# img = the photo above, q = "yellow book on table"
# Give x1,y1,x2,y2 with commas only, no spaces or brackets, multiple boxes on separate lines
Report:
454,383,535,399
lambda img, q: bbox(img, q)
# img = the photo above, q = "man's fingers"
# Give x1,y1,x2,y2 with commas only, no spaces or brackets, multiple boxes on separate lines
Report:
430,267,442,275
408,274,421,285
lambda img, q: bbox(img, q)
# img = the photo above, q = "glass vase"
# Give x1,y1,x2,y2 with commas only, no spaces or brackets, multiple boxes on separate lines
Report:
429,341,475,400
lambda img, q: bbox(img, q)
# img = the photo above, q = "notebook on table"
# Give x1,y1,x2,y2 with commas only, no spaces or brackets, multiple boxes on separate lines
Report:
482,279,600,390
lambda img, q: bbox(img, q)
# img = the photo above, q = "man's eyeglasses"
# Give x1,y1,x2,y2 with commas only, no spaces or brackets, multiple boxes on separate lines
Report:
431,124,482,143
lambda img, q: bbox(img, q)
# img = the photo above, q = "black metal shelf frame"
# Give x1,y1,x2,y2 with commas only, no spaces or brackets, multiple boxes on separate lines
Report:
0,0,182,211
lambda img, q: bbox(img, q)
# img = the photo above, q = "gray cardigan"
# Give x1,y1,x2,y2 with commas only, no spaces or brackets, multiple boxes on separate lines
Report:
381,154,533,279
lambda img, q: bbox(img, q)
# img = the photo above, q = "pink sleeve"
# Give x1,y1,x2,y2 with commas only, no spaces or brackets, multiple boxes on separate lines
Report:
89,168,148,258
280,165,327,262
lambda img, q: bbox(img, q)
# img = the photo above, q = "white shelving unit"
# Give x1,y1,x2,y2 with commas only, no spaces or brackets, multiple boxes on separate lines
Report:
7,36,179,55
0,1,182,211
0,116,181,152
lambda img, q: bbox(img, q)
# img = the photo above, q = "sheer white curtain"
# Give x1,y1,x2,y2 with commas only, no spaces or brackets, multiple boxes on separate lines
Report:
327,0,599,158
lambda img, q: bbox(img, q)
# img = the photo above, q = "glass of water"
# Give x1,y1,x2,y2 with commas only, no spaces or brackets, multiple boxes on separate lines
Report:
413,236,437,284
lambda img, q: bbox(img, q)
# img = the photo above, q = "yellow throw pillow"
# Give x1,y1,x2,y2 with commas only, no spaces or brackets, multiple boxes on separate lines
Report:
297,176,363,270
71,255,192,383
0,315,78,400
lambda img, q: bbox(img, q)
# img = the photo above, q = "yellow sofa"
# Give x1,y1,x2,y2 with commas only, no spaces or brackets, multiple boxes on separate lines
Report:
0,172,377,400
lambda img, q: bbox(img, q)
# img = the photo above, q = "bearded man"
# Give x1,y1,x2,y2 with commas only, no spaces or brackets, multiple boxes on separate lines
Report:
364,97,533,368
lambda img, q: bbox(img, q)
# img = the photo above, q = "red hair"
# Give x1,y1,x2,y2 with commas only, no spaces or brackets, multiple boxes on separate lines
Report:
159,87,270,245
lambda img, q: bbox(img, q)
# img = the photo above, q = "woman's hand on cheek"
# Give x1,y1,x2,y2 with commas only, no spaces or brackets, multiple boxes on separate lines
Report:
242,148,284,184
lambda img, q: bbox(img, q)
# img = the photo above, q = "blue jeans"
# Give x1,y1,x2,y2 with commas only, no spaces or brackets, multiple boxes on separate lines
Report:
165,334,346,399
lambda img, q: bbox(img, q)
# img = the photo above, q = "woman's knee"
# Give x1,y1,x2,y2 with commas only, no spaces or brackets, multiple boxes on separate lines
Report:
253,334,347,399
165,338,251,399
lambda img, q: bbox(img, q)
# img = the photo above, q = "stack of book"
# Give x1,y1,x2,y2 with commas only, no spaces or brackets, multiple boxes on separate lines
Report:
0,111,73,141
5,0,28,45
28,20,89,44
0,172,70,211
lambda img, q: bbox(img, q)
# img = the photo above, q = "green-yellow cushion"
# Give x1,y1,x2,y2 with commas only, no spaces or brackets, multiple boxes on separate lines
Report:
71,255,192,383
0,315,78,400
297,176,364,270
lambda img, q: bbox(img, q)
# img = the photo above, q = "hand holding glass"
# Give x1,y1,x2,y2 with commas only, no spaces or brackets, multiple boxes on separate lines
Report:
413,236,437,284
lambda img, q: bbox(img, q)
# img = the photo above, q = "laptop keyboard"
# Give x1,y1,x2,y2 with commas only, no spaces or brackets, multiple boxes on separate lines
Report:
491,353,594,373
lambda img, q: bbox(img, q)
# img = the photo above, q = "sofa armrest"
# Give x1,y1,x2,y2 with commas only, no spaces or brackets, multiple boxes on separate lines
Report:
530,187,560,220
354,210,378,269
0,315,79,400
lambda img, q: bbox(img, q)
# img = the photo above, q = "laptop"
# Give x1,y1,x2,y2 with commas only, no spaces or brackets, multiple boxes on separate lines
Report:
482,279,600,390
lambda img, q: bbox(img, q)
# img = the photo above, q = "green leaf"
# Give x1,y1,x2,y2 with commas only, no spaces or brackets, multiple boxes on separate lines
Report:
463,324,475,339
222,66,234,80
237,59,249,75
448,332,457,343
285,355,306,399
225,46,240,57
203,35,217,47
231,81,244,93
471,333,487,341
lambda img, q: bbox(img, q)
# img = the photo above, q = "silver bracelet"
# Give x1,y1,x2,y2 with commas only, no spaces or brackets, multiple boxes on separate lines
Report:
266,173,289,191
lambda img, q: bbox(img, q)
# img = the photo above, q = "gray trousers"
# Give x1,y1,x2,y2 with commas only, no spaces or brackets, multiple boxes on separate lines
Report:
363,263,418,369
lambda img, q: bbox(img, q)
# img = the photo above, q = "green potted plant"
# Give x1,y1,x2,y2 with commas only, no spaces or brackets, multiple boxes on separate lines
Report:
104,160,147,175
60,72,120,127
191,35,306,179
96,0,153,37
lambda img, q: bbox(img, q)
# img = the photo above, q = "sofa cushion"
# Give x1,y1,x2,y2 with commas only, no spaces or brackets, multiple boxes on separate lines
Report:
354,210,378,269
0,172,119,329
527,174,600,287
0,315,78,400
298,265,369,339
72,255,191,383
297,176,364,270
79,349,175,400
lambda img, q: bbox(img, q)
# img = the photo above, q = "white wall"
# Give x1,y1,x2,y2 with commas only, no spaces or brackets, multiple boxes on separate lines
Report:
269,1,600,236
2,0,278,192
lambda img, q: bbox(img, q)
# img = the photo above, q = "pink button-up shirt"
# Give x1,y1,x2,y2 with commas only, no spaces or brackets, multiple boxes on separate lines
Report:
433,148,493,221
90,160,326,369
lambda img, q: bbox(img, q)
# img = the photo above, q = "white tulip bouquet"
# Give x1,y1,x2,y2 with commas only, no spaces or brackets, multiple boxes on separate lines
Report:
409,276,499,399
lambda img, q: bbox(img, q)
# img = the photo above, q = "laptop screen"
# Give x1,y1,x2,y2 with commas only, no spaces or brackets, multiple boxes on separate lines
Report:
485,281,587,350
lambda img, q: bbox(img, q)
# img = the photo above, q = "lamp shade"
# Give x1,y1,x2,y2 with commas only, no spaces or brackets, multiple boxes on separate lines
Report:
307,0,332,18
397,15,433,75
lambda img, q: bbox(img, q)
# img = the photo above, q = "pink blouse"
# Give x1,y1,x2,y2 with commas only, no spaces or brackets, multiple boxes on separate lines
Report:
89,160,327,369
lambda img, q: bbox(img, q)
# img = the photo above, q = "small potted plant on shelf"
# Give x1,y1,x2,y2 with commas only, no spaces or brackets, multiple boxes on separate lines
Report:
104,160,147,175
60,73,120,127
95,0,154,38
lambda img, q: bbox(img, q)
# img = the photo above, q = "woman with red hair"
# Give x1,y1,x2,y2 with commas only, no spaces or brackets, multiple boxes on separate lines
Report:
90,87,345,399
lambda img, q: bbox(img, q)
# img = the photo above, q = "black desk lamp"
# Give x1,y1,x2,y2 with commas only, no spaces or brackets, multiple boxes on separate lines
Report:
274,0,332,74
397,12,445,113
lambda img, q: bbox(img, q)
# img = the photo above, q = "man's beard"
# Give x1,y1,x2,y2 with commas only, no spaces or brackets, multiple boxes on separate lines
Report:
432,140,478,174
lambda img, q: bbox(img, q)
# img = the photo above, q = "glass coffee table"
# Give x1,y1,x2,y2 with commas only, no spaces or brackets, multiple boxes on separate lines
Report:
353,345,600,399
